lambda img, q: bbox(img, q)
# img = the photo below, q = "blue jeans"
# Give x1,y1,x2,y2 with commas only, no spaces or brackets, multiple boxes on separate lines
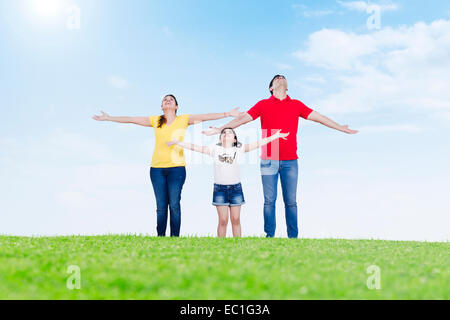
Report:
260,159,299,238
150,166,186,237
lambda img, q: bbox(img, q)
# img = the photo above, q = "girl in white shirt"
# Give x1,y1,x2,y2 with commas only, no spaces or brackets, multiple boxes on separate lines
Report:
166,128,288,237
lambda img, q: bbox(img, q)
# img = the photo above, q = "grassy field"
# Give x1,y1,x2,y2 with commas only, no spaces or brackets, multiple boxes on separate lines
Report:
0,235,448,299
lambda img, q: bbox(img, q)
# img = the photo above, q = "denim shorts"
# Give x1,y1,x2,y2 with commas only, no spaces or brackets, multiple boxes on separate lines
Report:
212,183,245,207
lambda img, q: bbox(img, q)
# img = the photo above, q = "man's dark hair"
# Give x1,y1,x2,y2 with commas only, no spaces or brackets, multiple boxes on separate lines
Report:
269,75,285,95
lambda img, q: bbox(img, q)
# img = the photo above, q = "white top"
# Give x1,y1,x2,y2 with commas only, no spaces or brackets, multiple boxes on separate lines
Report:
209,143,245,185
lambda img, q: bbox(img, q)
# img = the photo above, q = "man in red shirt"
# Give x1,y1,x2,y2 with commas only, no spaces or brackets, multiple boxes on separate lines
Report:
203,75,358,238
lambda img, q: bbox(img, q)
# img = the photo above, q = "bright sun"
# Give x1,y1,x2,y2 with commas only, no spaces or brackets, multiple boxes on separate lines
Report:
32,0,64,17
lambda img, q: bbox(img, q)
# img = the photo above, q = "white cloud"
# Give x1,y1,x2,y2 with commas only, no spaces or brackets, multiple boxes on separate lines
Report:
292,4,333,18
303,10,334,18
304,76,326,84
337,0,399,12
294,29,376,70
338,0,367,11
107,75,128,89
292,4,307,10
293,20,450,115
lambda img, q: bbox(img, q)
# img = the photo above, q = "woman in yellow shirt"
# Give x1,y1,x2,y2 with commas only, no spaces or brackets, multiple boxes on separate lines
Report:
93,94,242,237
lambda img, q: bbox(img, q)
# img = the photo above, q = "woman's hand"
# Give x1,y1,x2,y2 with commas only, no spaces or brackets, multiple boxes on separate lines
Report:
202,126,221,136
227,107,244,118
166,139,179,147
92,111,110,121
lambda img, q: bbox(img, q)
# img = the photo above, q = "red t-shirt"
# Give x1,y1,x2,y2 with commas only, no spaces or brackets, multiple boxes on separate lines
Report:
247,95,313,160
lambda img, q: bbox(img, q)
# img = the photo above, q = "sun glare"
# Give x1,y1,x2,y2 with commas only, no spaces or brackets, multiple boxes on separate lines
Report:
32,0,64,17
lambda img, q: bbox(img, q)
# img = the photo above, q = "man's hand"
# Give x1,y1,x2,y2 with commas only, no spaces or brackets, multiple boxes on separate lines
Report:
166,139,179,147
341,125,359,134
202,126,221,136
92,111,110,121
307,111,358,134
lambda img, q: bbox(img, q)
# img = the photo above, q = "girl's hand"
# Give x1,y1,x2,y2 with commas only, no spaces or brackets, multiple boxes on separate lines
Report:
274,129,290,140
227,107,243,118
92,111,110,121
166,139,179,147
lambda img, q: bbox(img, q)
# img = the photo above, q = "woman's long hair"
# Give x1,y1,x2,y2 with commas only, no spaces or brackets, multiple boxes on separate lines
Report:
158,94,179,128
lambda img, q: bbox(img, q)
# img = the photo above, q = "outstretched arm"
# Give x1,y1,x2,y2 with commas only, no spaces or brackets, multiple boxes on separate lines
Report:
307,111,358,134
92,111,151,127
202,112,254,136
188,107,244,125
166,139,210,155
244,130,289,153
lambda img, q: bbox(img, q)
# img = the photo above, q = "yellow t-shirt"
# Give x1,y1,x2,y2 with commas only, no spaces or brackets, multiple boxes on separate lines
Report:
149,114,190,168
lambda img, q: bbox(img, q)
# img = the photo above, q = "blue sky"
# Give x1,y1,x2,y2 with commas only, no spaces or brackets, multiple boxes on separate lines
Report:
1,0,449,240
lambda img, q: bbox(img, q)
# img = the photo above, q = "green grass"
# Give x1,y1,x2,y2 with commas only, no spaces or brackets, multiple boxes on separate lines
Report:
0,235,448,299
